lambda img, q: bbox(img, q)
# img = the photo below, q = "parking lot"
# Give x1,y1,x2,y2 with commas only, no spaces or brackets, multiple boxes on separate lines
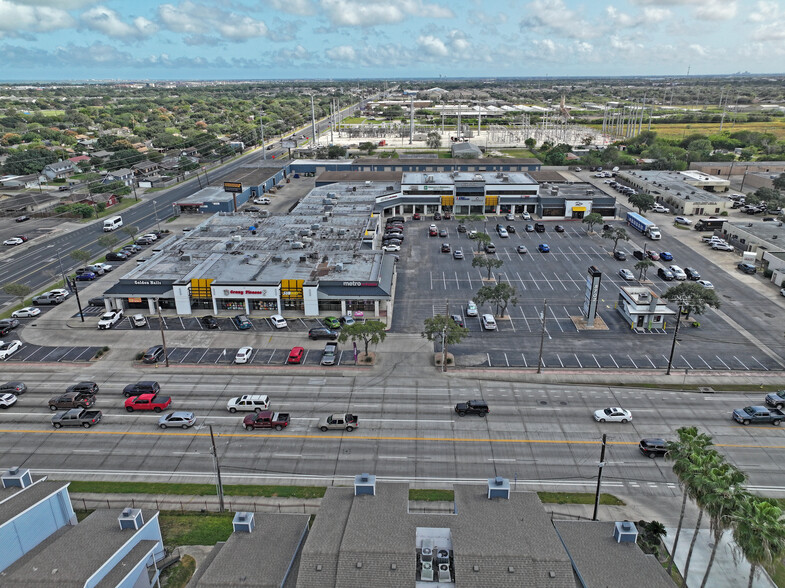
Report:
2,343,101,363
391,214,785,372
161,345,351,366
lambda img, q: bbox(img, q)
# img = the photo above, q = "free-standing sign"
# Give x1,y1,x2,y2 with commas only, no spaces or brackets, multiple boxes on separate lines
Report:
583,266,602,327
223,181,243,193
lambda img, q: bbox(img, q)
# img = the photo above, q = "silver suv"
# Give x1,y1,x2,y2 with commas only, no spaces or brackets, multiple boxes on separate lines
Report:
321,342,339,366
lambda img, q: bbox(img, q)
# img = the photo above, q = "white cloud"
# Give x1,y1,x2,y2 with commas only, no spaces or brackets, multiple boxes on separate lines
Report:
417,35,448,56
747,1,779,22
320,0,453,27
605,5,670,28
325,44,357,61
268,0,314,15
81,6,158,40
0,0,75,37
521,0,595,39
15,0,98,7
746,1,785,39
688,43,708,57
693,0,736,20
158,1,268,43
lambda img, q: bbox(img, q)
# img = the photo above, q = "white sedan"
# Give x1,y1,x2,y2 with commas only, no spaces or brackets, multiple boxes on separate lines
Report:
3,237,24,246
0,340,22,359
594,407,632,423
382,244,401,252
674,216,692,225
697,280,714,289
11,307,41,318
0,393,18,408
618,269,635,281
712,242,734,251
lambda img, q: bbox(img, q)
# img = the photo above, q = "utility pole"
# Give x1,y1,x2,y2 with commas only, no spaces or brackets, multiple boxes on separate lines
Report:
209,425,225,513
592,433,607,521
152,199,161,233
260,110,265,160
409,95,414,145
70,277,86,323
537,298,548,374
310,95,317,149
666,304,683,375
442,300,449,372
157,300,169,368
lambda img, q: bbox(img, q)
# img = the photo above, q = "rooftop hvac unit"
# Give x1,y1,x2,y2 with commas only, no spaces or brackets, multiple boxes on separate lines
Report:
487,476,510,499
233,512,255,533
336,262,344,272
180,255,191,262
354,472,376,496
438,563,452,582
291,242,304,249
118,507,144,531
300,256,307,263
225,242,234,250
420,562,434,581
638,292,651,301
436,549,449,564
271,255,283,262
1,467,32,489
614,521,638,543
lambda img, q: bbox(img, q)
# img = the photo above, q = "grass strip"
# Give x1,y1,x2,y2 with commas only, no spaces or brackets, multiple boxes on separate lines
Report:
537,491,625,506
67,481,326,498
161,555,196,588
409,489,455,501
159,512,234,545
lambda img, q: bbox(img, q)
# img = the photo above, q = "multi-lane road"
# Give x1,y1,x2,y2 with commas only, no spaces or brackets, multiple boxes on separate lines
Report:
2,369,784,495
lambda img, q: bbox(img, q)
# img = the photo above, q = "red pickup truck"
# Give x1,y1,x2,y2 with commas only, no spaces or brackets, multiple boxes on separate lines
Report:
243,411,290,431
125,393,172,413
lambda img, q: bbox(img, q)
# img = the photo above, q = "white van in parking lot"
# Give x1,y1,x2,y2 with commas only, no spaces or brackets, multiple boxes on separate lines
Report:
103,215,123,231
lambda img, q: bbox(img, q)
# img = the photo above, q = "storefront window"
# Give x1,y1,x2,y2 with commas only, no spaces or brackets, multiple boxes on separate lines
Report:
219,299,245,311
158,298,176,309
191,298,212,310
541,207,566,217
319,300,343,312
251,299,277,311
126,298,148,310
346,300,375,312
282,298,304,311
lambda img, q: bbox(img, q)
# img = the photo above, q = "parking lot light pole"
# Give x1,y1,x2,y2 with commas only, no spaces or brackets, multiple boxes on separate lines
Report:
157,300,169,368
537,299,547,374
666,304,683,375
152,199,161,233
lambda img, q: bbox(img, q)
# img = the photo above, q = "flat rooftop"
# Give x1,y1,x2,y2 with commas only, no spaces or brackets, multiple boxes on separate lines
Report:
127,182,392,284
623,170,727,203
726,220,785,243
402,170,537,185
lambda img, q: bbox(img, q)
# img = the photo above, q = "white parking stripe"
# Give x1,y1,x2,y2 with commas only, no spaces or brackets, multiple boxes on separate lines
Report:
197,348,209,363
550,306,564,332
698,355,712,369
455,271,460,289
733,356,749,370
751,356,769,370
430,271,433,290
574,354,583,368
466,271,473,290
593,354,601,368
519,306,531,331
681,356,693,369
645,355,656,368
267,350,276,364
609,354,619,368
540,271,555,290
530,272,540,290
38,347,57,362
516,271,527,291
442,272,447,289
553,272,568,291
627,355,637,368
557,354,564,367
716,355,730,369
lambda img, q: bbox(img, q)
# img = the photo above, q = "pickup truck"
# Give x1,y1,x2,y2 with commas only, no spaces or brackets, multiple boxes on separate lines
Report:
318,413,358,432
455,400,489,417
125,393,172,413
732,406,785,426
32,292,65,306
49,392,96,411
243,411,290,431
765,391,785,409
97,309,123,329
52,408,102,428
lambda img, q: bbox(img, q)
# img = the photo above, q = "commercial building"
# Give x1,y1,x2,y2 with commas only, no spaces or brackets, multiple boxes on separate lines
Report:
103,182,396,318
0,467,165,588
691,161,785,177
617,170,732,216
616,286,676,332
174,166,289,214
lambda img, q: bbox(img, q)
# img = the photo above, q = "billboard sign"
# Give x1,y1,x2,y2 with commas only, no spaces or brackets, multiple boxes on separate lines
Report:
223,181,243,193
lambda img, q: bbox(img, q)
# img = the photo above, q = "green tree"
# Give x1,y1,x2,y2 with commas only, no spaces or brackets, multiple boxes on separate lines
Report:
426,131,441,151
326,145,347,159
70,249,92,266
581,212,603,233
474,283,518,317
106,148,145,171
666,427,715,577
472,255,503,280
602,226,630,253
97,234,119,254
732,496,785,588
474,231,491,254
122,224,139,242
773,173,785,191
629,193,655,214
422,314,468,368
178,156,199,171
2,146,59,175
663,281,721,321
699,465,748,588
337,320,387,358
525,137,536,150
3,282,32,306
358,141,376,154
634,258,654,280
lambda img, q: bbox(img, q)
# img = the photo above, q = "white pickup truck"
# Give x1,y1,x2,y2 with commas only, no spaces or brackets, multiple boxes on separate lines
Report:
97,309,123,329
318,413,358,432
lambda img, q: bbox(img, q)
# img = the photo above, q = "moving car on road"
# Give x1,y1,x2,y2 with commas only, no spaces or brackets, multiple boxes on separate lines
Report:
732,406,785,426
159,412,196,429
455,400,489,417
594,407,632,423
318,413,358,431
639,438,668,458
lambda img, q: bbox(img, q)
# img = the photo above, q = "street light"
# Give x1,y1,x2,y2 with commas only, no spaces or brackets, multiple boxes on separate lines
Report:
152,200,161,233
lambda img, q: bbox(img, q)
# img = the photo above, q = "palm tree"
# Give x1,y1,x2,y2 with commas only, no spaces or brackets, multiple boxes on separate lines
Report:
666,427,714,576
732,495,785,588
679,449,722,585
700,465,748,588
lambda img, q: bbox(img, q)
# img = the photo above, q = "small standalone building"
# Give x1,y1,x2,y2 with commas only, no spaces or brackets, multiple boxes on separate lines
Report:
616,286,676,332
617,170,732,217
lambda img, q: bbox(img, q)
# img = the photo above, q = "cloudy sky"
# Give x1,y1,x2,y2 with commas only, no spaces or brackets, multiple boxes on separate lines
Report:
0,0,782,80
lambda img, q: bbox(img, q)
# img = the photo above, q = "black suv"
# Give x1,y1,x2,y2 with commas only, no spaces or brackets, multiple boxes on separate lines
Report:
639,438,668,459
455,400,489,417
684,267,701,280
88,297,106,307
202,315,219,329
534,223,545,232
633,250,645,260
309,327,338,340
106,252,128,261
123,381,161,398
658,267,674,281
613,250,627,261
66,381,100,395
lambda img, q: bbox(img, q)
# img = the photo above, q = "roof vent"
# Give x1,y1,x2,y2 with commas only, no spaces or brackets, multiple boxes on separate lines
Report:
354,472,376,496
118,507,144,531
233,511,255,533
487,476,510,499
614,521,638,543
336,262,344,272
438,563,452,582
1,467,32,488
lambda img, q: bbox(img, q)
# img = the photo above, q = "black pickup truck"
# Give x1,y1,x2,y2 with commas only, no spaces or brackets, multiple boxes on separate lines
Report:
455,400,489,417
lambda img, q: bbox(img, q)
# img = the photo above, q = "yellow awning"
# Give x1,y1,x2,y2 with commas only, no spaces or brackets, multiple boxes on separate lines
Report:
572,206,587,212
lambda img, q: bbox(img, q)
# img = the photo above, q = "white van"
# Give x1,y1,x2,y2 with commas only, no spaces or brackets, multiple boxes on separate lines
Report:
226,394,270,413
103,216,123,232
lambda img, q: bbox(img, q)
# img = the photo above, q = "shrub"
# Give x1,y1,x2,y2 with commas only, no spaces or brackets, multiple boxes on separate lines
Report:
135,351,145,360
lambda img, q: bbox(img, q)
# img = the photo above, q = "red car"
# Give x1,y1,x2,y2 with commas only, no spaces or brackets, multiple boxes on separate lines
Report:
413,213,421,220
646,251,660,261
287,346,305,364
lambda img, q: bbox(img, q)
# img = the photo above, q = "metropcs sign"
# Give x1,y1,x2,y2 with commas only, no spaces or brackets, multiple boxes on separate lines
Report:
342,281,378,287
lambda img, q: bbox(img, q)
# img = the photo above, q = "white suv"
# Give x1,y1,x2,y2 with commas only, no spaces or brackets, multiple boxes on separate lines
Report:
466,301,478,317
97,309,123,329
481,314,497,330
270,314,288,329
669,265,687,280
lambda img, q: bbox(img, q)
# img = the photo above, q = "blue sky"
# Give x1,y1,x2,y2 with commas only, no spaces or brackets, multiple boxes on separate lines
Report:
0,0,782,80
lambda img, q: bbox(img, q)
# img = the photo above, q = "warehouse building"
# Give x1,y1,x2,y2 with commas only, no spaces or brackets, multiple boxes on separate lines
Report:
617,170,732,216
